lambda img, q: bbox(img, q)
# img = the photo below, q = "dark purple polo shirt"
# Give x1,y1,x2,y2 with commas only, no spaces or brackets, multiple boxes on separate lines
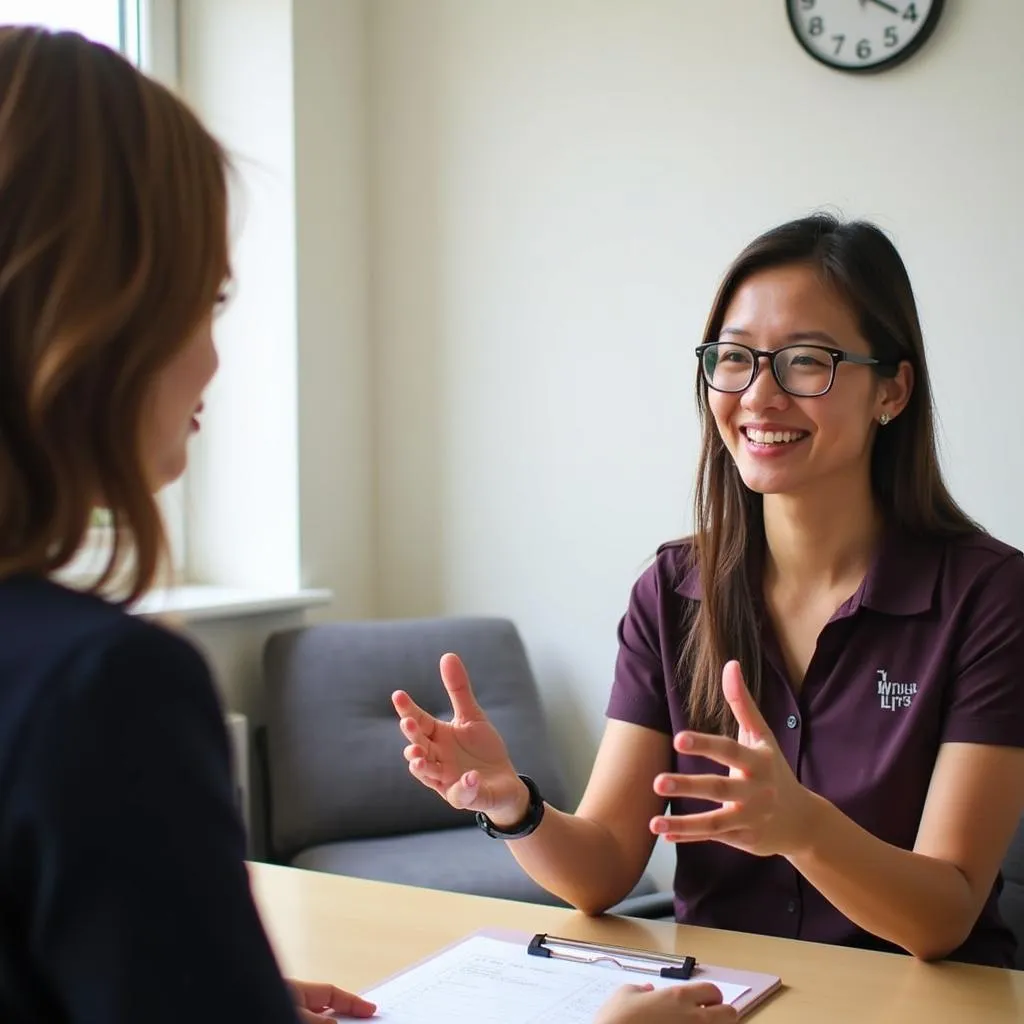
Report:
607,527,1024,967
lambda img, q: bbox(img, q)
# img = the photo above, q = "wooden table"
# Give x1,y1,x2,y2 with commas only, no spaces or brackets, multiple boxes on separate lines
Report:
250,862,1024,1022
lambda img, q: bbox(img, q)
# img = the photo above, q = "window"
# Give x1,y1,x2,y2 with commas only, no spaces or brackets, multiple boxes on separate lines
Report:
0,1,179,104
2,1,186,585
0,0,122,48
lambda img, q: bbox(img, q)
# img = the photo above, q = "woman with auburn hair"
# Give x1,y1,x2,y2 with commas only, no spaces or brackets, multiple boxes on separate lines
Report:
0,25,375,1023
397,214,1024,968
0,25,734,1024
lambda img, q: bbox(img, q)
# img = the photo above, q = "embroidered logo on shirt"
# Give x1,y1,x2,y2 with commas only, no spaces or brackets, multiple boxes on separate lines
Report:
876,669,918,712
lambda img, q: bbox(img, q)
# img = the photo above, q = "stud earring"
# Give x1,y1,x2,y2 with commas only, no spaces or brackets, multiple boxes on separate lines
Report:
879,413,891,426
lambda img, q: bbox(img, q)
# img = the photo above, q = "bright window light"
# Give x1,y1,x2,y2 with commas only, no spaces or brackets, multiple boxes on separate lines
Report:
0,1,123,51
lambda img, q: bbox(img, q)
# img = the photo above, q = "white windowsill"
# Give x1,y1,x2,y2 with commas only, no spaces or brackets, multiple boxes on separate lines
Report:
132,585,332,623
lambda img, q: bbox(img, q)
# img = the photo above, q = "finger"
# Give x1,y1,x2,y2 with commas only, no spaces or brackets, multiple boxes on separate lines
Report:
654,771,751,803
398,716,439,758
677,982,724,1006
722,660,769,740
651,809,742,837
662,830,749,846
663,832,751,850
402,742,428,763
326,988,377,1018
438,653,486,722
391,690,439,741
445,769,486,810
294,981,377,1018
671,732,759,772
702,1005,739,1021
297,1007,375,1023
408,755,445,782
408,759,448,793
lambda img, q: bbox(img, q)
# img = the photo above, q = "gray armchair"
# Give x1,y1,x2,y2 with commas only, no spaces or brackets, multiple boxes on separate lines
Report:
1000,817,1024,968
258,616,657,909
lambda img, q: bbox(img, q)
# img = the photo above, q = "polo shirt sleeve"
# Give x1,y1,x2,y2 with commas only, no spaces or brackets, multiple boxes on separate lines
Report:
6,618,301,1024
606,559,674,735
942,553,1024,748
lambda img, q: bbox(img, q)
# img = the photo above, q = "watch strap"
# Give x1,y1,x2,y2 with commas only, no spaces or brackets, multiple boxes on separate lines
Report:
475,774,545,840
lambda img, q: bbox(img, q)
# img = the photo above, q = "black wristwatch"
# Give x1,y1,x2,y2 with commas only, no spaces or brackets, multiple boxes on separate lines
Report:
475,774,545,840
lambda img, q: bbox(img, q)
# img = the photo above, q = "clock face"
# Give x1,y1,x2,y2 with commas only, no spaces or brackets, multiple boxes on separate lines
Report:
787,0,945,73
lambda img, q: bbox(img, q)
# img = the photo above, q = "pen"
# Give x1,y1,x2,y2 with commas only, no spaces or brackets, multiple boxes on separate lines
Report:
528,933,697,980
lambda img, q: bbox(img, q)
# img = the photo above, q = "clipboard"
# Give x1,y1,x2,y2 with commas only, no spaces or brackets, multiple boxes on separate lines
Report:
527,932,781,1017
356,927,783,1021
528,932,698,979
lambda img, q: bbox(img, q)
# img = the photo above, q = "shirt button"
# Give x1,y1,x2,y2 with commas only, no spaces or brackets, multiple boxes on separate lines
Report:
786,900,798,914
786,714,799,729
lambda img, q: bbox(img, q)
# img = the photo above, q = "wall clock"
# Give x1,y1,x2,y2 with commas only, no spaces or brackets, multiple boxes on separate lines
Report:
787,0,945,73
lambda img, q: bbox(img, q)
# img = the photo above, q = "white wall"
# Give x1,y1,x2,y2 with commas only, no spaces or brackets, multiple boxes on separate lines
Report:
180,0,373,614
294,0,375,622
178,0,373,726
369,0,1024,835
179,0,302,592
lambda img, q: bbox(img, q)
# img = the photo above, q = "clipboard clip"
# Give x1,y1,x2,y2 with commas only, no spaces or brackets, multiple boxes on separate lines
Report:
528,933,697,980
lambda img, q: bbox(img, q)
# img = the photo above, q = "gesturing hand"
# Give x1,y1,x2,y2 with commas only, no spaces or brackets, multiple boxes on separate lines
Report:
649,660,817,858
392,653,529,826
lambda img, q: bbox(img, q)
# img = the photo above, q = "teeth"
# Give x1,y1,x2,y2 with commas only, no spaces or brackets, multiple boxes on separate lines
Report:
746,428,802,445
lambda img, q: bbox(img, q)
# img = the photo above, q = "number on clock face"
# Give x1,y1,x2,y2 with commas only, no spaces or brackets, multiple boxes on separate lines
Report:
787,0,943,73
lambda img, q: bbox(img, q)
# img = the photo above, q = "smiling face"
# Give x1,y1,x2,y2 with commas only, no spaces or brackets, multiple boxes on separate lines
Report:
707,263,911,501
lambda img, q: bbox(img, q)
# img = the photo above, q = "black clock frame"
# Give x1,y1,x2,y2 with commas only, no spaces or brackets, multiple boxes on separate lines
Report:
786,0,946,74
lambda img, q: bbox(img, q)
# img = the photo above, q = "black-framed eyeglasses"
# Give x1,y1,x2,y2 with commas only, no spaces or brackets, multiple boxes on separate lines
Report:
695,341,897,398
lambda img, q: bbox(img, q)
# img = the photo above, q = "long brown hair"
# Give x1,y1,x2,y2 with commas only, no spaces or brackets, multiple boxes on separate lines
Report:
0,27,230,602
681,214,977,735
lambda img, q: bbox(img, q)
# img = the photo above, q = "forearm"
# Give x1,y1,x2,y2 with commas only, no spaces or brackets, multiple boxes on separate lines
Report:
493,786,644,914
790,793,976,960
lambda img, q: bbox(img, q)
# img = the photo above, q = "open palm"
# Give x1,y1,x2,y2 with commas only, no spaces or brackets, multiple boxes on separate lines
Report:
392,653,523,817
654,661,813,857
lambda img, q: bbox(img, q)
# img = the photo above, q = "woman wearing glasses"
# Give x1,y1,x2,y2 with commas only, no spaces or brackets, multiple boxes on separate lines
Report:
396,214,1024,966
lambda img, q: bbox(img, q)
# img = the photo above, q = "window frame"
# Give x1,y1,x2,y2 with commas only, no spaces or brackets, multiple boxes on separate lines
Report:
125,0,178,87
46,0,187,587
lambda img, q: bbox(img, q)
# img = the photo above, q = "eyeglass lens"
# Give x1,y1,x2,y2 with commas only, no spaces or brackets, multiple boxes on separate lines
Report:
701,342,834,397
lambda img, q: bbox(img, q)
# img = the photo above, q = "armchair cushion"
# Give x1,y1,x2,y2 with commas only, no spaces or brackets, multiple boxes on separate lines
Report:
292,826,658,911
262,617,568,862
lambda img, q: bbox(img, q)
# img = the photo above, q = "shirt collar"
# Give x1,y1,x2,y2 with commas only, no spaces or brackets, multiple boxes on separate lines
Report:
675,524,942,617
856,524,942,615
675,549,702,600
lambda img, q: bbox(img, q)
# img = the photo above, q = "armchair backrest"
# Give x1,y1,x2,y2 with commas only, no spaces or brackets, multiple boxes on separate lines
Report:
261,617,568,862
999,816,1024,968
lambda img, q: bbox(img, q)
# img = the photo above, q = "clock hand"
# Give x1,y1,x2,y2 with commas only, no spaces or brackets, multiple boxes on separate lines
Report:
862,0,900,13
